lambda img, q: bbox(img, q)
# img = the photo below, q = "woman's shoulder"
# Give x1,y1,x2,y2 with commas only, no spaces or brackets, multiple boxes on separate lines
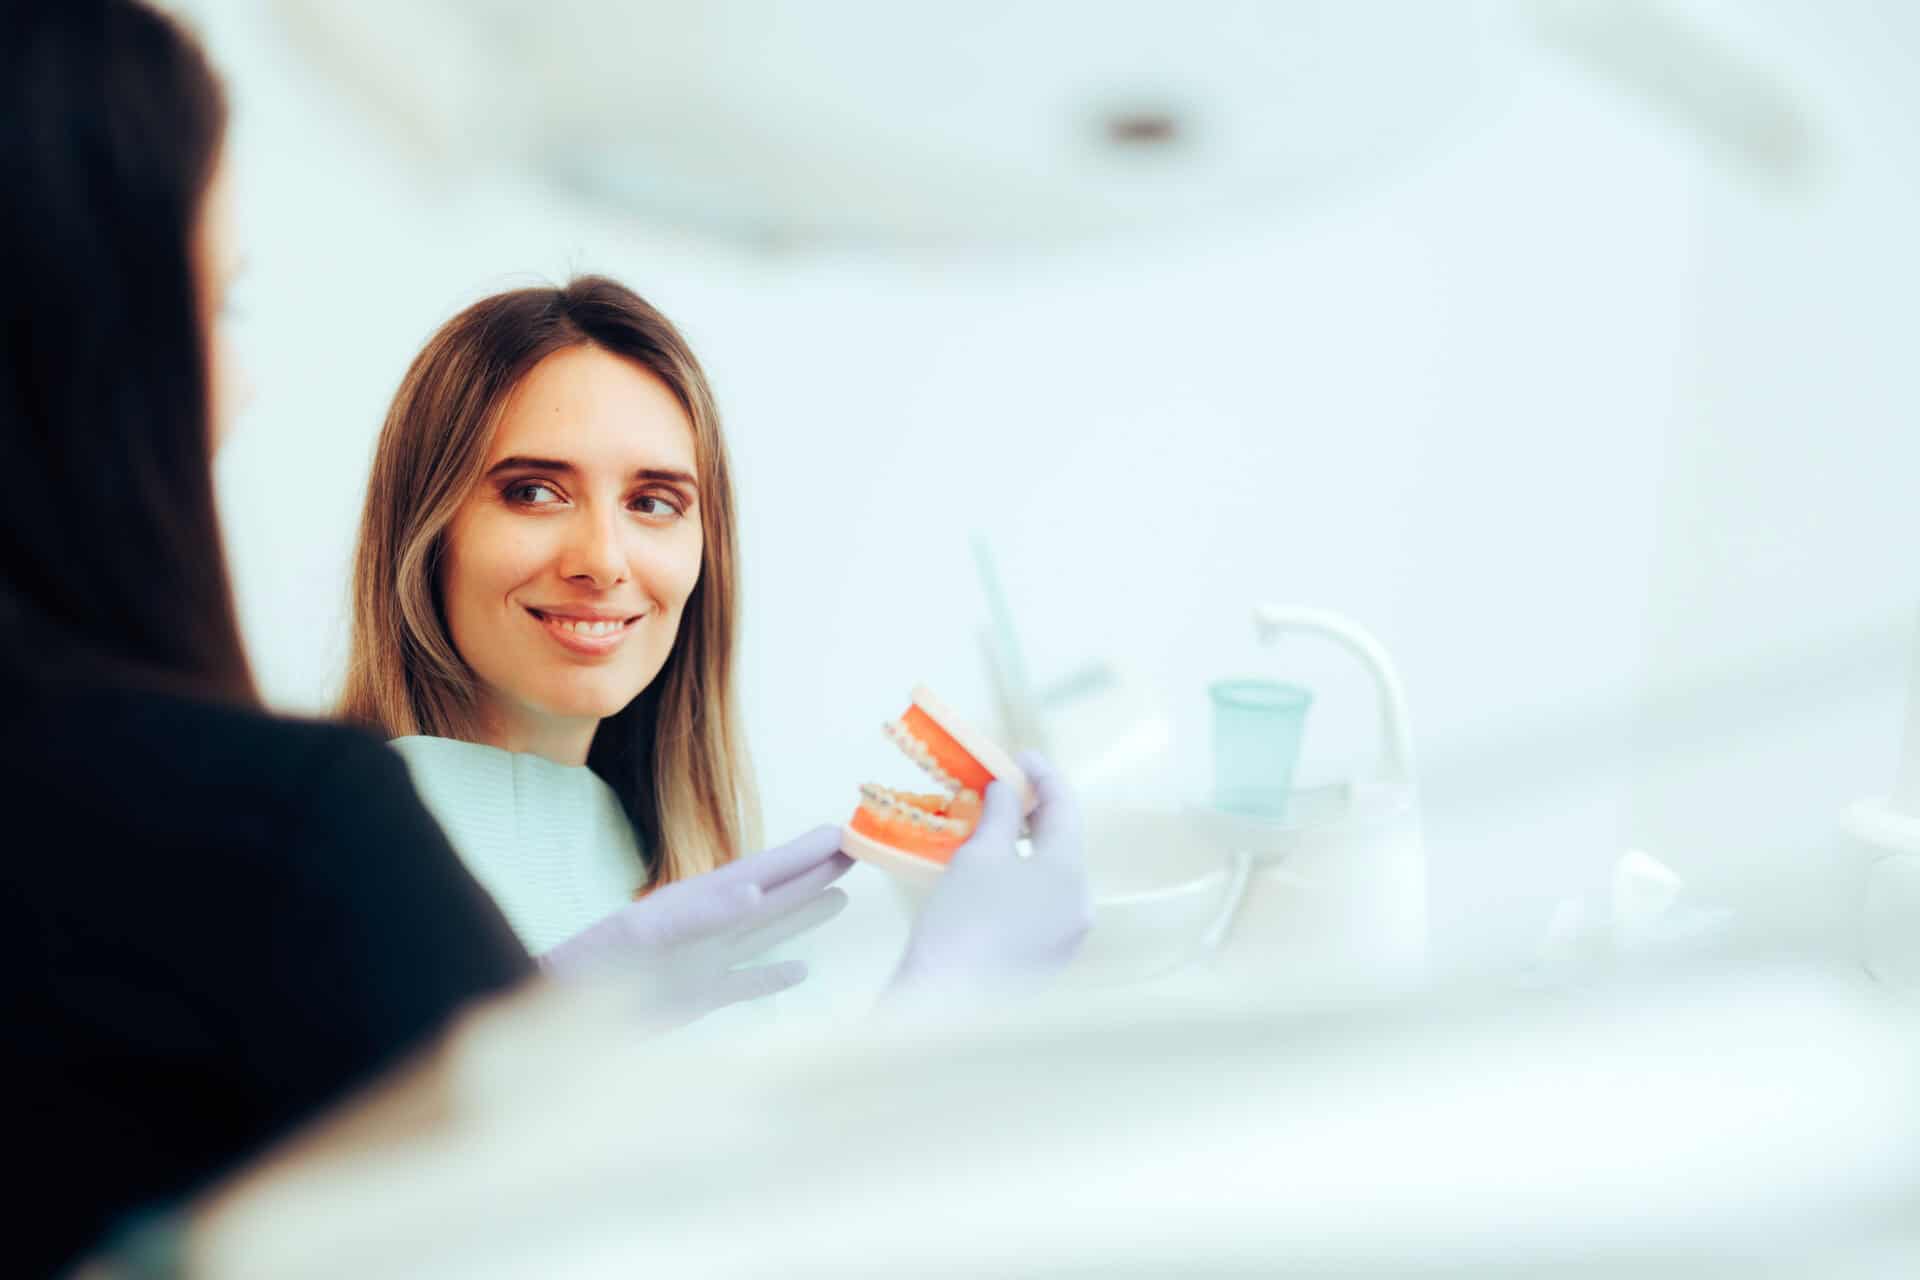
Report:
3,681,406,828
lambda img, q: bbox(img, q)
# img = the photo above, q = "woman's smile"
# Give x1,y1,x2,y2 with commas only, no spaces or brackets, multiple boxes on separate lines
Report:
524,605,646,657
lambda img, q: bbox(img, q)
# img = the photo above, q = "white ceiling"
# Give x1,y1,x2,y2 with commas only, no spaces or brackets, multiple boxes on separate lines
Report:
270,0,1810,250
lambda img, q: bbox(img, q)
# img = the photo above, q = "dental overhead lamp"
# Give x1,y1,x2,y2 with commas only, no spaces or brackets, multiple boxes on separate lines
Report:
272,0,1487,251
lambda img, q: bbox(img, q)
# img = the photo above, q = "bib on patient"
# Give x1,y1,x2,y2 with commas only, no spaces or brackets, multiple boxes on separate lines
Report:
390,735,646,955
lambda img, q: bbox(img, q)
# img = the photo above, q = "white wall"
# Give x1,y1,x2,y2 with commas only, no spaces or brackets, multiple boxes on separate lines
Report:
1619,0,1920,952
193,1,1919,974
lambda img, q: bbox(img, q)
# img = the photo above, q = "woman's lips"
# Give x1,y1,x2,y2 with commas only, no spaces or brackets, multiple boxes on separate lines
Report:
526,608,641,656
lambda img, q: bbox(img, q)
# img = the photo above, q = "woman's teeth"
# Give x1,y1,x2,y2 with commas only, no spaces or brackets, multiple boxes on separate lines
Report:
545,615,624,636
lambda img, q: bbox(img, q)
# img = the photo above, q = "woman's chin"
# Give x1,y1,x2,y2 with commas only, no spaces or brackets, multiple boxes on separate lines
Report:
525,680,648,726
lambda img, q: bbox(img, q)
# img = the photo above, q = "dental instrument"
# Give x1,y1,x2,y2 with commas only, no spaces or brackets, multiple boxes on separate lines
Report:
972,533,1172,800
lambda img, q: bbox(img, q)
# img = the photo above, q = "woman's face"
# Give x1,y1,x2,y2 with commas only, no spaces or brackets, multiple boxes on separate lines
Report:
440,344,705,761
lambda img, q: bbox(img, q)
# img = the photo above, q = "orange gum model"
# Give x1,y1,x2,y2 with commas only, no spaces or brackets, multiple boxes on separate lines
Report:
841,686,1037,879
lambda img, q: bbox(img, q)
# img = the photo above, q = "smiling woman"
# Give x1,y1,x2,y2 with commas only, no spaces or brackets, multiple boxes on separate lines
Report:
341,278,766,951
441,345,706,762
340,277,1092,1009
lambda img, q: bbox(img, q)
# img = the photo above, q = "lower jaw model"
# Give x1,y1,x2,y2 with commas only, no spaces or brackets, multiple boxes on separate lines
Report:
841,686,1037,879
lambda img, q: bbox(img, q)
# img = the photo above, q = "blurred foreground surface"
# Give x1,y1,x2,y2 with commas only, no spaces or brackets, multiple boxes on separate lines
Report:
201,953,1920,1277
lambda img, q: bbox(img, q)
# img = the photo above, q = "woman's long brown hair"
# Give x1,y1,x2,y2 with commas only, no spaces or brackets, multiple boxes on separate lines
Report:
341,277,761,887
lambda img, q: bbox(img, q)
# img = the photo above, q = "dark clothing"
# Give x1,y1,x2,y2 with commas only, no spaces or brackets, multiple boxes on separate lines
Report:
2,682,533,1276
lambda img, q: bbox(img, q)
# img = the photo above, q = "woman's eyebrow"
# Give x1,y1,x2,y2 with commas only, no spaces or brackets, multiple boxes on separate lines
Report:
636,467,698,490
487,455,576,476
486,457,696,489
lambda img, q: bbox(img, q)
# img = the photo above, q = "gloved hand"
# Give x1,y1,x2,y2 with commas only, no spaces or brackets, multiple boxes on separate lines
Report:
888,751,1091,1001
540,825,853,1031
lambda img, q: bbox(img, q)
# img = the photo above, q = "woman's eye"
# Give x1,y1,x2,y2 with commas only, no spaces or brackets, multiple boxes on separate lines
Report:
630,493,684,518
505,481,563,506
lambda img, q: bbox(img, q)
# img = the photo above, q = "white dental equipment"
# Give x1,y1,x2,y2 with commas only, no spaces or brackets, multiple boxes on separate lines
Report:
1852,604,1920,986
1067,606,1427,1001
1193,606,1427,1000
1527,849,1737,987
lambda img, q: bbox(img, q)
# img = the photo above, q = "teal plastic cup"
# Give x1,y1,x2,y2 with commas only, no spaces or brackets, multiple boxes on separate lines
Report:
1209,679,1312,819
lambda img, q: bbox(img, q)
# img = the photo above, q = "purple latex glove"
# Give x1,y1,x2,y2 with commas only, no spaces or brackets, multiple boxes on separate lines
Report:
540,825,853,1031
889,751,1092,1000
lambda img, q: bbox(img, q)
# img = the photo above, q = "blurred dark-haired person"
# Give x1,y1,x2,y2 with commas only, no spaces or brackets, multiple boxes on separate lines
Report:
0,2,532,1272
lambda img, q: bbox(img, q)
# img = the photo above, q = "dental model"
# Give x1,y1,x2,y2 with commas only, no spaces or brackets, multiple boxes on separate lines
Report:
841,686,1037,879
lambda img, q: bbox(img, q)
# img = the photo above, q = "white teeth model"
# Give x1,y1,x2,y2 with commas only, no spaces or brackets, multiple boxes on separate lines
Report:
881,719,960,791
862,720,969,835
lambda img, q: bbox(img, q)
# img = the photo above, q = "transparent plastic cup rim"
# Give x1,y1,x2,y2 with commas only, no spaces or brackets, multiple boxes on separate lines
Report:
1209,679,1313,713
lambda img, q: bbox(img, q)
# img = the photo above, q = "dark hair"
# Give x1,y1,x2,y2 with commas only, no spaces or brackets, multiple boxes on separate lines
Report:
0,0,253,698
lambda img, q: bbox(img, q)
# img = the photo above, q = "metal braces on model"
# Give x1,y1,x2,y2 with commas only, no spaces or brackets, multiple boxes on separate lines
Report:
840,686,1037,879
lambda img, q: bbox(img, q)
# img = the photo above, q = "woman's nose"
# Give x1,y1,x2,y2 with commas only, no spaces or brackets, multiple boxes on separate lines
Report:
559,512,628,588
